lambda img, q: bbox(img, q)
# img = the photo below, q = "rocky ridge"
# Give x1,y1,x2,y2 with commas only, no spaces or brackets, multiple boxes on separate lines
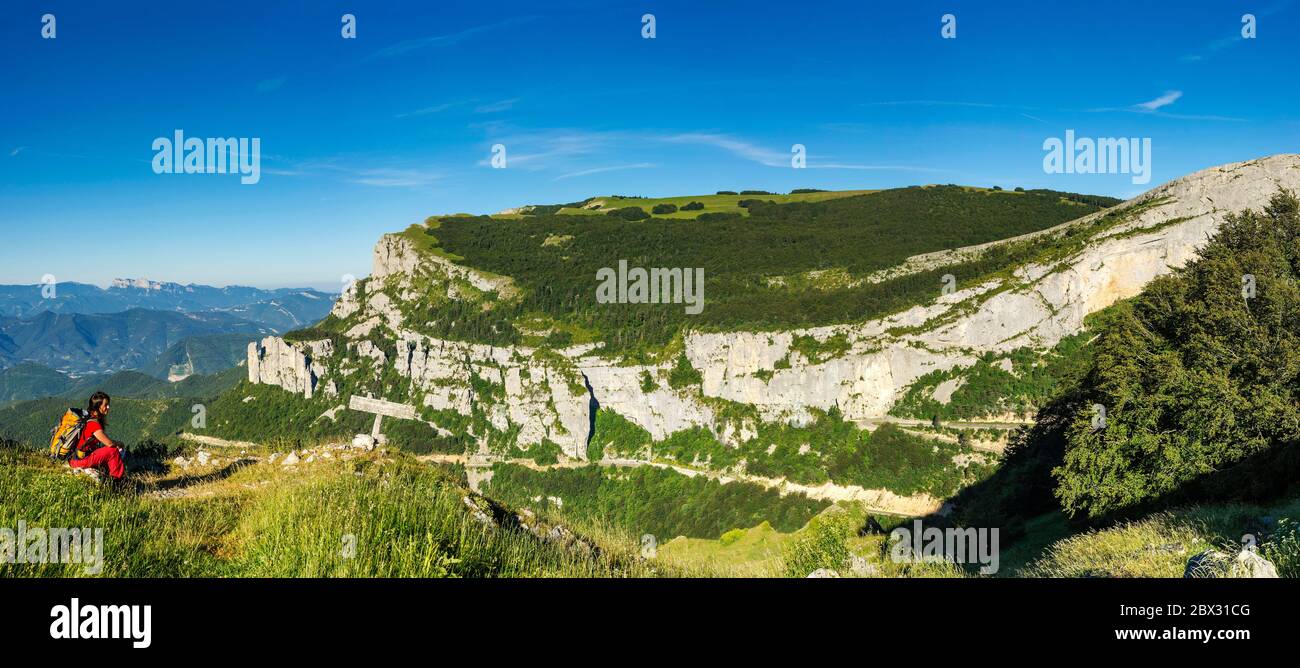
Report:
245,155,1300,464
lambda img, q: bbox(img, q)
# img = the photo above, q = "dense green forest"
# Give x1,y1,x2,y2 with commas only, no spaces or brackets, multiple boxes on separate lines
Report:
1053,189,1300,520
384,186,1115,356
0,363,76,405
485,463,829,539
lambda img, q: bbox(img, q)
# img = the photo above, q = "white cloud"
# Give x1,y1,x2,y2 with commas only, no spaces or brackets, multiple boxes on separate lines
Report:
1136,90,1182,111
1085,92,1244,122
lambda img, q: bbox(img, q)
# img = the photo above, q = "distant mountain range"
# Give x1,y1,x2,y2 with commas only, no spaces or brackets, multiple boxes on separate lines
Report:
0,278,337,381
0,278,336,329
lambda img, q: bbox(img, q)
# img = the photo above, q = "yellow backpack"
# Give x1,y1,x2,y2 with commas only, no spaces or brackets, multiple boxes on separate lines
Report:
49,408,90,461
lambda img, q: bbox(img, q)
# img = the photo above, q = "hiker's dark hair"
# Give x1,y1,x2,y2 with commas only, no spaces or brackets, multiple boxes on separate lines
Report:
87,391,110,426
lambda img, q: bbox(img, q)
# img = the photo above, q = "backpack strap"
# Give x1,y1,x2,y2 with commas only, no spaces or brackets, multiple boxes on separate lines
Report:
72,417,97,459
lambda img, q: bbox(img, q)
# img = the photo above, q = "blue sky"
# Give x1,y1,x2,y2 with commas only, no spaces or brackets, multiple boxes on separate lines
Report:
1,0,1297,290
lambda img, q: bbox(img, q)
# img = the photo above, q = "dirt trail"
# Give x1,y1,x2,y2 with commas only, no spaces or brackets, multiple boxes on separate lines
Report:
898,427,1007,455
179,432,262,450
855,416,1032,431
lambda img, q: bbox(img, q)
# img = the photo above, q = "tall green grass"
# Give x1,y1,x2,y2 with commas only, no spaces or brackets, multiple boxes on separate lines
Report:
0,445,670,578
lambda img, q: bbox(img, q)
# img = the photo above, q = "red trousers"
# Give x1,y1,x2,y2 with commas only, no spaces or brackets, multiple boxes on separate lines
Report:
69,446,126,479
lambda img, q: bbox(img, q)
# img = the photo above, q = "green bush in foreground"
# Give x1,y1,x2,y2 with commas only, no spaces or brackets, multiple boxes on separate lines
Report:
1054,190,1300,519
782,510,855,577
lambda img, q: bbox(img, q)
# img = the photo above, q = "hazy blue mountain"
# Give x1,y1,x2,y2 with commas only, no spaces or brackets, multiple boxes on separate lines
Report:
0,278,336,329
0,308,271,374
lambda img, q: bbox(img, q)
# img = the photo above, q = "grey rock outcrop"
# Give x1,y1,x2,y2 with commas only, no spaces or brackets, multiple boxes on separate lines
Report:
1184,547,1280,578
248,336,332,399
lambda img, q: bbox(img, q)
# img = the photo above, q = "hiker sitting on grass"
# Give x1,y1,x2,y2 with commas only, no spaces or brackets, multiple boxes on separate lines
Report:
67,391,126,479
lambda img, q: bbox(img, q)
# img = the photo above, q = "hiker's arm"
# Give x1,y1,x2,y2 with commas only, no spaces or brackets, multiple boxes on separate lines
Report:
90,429,118,449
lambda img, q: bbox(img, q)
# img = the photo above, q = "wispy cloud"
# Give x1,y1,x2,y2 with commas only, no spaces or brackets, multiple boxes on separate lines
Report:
8,146,27,157
365,17,535,61
660,132,790,167
475,129,610,169
347,167,443,188
659,133,947,172
252,157,443,188
475,127,948,174
395,102,456,118
475,98,519,114
554,163,655,181
1179,1,1293,62
1087,90,1245,122
1136,90,1182,111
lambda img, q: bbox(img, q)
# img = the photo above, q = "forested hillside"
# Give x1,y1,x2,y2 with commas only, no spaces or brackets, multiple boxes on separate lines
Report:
371,186,1115,355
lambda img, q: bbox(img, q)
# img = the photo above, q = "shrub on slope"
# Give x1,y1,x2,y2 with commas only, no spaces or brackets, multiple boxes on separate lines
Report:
1054,190,1300,520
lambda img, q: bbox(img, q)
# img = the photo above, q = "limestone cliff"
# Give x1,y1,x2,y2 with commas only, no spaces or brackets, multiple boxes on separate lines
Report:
246,155,1300,462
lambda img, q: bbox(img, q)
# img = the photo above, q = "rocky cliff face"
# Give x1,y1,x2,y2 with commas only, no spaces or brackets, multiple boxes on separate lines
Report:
247,155,1300,461
248,336,334,399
